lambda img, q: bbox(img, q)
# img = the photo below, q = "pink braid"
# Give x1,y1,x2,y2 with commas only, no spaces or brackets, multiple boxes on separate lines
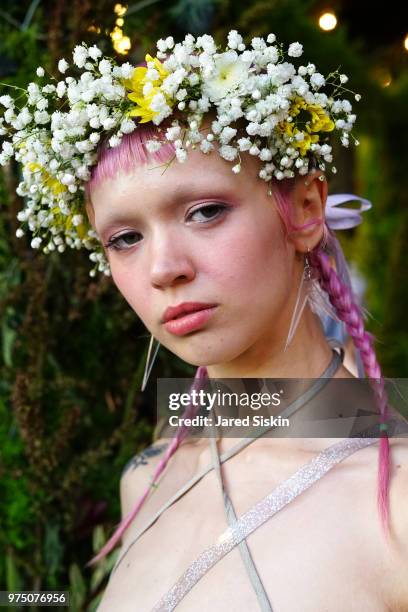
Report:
86,365,208,566
309,243,391,540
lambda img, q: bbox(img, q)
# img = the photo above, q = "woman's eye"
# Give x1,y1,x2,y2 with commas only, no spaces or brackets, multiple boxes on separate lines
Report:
187,203,227,223
104,231,141,251
104,203,228,252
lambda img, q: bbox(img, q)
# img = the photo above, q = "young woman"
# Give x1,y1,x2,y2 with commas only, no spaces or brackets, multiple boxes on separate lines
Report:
2,30,407,611
83,114,408,610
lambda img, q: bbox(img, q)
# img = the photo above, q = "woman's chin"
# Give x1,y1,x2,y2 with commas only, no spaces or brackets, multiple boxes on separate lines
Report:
165,343,244,371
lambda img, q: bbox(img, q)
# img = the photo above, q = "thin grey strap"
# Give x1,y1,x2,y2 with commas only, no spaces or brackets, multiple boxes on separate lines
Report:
209,429,274,612
112,348,343,574
151,436,379,611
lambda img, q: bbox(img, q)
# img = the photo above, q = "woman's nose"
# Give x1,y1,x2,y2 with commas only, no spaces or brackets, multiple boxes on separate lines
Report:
149,233,196,288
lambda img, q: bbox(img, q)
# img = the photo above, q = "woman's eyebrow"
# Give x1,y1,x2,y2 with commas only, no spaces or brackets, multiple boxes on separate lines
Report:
96,179,231,236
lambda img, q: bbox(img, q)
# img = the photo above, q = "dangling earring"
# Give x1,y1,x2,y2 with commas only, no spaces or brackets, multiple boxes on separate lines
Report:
284,249,313,352
284,247,342,352
141,334,161,391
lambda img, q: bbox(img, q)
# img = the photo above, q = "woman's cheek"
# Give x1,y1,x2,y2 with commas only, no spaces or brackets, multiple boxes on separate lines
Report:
110,266,151,321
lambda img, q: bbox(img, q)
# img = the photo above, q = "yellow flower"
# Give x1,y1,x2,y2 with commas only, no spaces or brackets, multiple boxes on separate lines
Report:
121,54,168,91
121,54,174,124
306,103,335,133
121,66,147,98
296,133,321,156
27,162,67,195
126,86,162,123
49,206,89,238
75,223,88,239
278,96,335,156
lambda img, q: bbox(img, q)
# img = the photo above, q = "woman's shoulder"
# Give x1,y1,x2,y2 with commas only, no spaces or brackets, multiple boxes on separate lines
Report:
119,438,170,517
119,436,203,519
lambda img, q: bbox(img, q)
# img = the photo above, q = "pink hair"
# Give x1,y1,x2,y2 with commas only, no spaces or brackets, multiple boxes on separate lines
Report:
85,124,391,566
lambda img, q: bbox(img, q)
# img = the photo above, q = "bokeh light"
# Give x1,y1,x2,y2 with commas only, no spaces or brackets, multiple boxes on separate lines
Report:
318,12,338,31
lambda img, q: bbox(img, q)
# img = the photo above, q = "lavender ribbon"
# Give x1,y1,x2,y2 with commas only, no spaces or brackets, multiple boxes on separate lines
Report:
325,193,372,230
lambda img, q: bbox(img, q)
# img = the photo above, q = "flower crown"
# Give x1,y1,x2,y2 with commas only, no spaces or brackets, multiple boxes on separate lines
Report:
0,30,361,277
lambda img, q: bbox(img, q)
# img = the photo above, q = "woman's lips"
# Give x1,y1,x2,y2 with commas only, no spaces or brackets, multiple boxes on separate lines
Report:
163,306,218,336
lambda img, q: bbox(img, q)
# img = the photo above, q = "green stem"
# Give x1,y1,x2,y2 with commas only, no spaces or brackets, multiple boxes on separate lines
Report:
0,81,27,93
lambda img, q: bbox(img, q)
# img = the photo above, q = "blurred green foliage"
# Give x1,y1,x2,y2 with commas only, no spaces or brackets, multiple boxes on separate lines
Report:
0,0,407,608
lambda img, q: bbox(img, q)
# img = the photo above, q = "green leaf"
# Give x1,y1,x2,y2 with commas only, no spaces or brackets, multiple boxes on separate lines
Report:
68,563,86,611
6,551,23,591
44,522,64,584
1,320,16,368
92,525,106,553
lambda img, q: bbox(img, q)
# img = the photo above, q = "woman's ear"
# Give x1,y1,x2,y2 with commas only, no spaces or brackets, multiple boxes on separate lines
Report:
287,170,327,253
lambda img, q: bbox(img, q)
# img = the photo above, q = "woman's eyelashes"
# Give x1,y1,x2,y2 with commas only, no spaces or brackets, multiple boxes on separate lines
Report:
104,202,230,252
104,231,141,251
186,201,229,224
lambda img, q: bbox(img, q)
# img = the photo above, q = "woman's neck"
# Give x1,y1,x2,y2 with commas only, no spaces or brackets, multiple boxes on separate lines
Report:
206,306,338,379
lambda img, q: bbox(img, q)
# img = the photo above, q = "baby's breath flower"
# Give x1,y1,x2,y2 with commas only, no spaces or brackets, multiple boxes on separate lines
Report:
120,63,134,79
288,42,303,57
31,236,42,248
310,73,325,89
237,137,251,151
56,82,66,97
146,139,162,153
99,59,112,75
120,119,136,134
175,148,187,162
199,140,214,154
2,141,13,156
0,95,14,108
102,117,116,130
88,45,102,61
109,134,122,147
0,32,360,277
227,30,243,49
73,45,88,68
219,144,238,161
165,36,175,49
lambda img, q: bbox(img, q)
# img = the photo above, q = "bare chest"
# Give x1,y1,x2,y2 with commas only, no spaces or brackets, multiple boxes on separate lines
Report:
98,455,394,611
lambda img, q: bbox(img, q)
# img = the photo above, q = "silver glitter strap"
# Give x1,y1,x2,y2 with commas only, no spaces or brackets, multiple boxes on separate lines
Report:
209,430,274,612
151,436,379,611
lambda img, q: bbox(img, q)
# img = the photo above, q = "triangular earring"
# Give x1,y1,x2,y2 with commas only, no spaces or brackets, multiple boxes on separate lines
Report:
284,250,313,352
284,249,341,352
141,334,161,391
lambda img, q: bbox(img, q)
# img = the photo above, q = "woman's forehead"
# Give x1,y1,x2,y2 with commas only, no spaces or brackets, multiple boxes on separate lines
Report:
92,145,260,209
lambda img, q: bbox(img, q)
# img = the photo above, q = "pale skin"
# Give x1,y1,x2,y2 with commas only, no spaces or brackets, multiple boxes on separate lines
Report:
87,139,408,610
